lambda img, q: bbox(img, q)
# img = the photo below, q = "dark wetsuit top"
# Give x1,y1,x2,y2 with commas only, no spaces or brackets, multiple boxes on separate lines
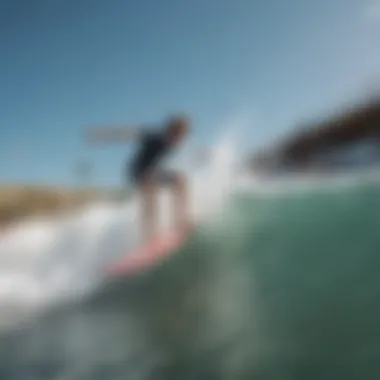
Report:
129,130,172,184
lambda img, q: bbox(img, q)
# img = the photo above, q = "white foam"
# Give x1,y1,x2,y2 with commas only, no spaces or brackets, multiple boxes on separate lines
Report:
0,127,241,325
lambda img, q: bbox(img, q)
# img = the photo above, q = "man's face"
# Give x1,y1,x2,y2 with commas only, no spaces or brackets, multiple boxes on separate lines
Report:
169,123,189,144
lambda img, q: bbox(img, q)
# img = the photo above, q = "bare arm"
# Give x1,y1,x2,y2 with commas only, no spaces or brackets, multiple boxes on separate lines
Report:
85,126,142,145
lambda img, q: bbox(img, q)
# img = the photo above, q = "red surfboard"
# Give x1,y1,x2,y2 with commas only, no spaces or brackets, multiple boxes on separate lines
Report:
106,227,193,277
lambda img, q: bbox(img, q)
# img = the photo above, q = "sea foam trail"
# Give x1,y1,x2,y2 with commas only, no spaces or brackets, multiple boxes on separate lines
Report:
0,130,240,325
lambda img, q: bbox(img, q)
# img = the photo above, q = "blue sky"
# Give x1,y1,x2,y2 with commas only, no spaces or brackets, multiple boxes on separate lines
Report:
0,0,379,187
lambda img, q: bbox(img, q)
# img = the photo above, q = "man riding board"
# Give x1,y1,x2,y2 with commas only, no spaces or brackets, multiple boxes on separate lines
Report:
86,115,192,245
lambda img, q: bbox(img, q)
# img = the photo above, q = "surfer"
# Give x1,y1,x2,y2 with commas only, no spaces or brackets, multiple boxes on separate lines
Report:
86,115,191,244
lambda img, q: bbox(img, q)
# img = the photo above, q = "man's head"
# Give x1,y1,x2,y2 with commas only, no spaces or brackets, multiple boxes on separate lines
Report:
165,114,190,144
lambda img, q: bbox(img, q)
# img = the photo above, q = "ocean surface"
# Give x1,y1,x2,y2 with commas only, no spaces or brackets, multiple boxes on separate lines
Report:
0,141,379,379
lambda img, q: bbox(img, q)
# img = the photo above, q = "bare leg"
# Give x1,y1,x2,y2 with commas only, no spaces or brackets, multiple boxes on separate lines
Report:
173,174,189,232
140,180,158,244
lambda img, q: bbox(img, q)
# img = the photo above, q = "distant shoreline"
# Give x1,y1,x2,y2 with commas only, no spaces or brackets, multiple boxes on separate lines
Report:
0,185,130,229
248,96,380,174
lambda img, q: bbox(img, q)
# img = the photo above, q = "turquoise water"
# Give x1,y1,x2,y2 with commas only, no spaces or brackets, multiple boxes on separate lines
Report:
1,179,379,379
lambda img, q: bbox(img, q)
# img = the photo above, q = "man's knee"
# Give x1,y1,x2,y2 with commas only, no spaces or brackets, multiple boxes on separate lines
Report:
141,178,158,197
174,173,187,190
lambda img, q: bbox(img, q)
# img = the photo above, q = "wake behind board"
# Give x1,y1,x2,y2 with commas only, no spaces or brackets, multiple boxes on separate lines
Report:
106,227,193,277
